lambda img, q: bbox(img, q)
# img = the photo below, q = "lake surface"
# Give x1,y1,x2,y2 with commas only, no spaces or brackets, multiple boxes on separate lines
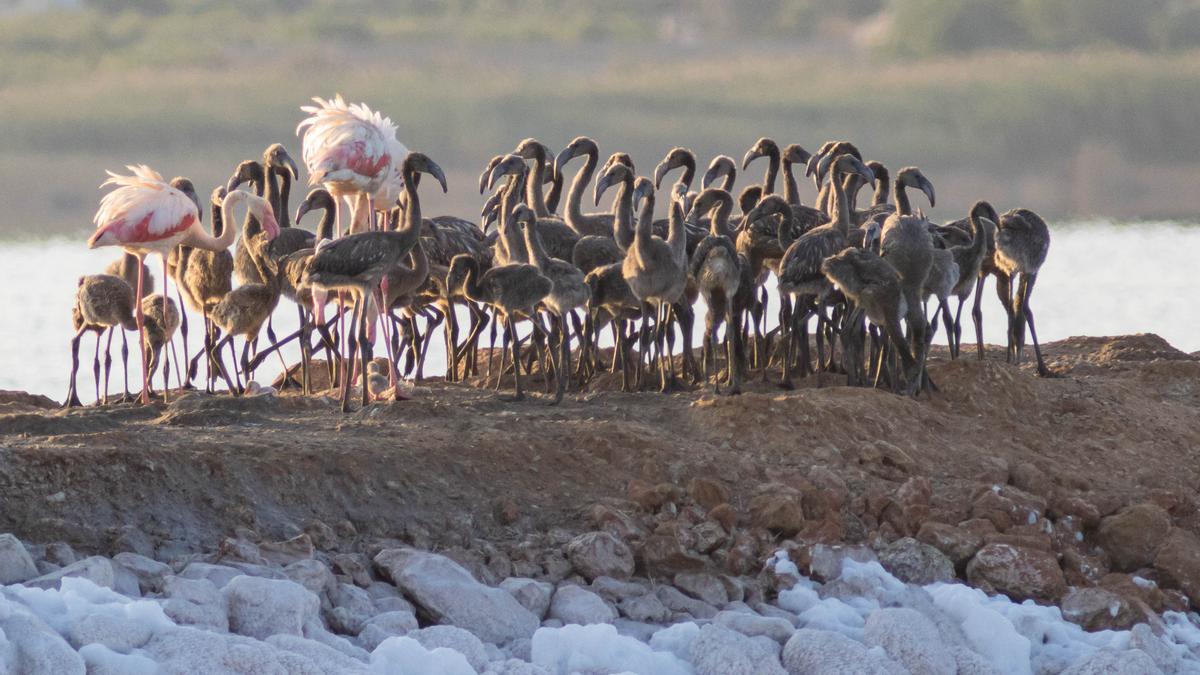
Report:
2,221,1195,402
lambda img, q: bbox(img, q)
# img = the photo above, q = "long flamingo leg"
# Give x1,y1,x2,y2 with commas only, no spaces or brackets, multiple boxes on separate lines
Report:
134,257,150,404
160,256,171,404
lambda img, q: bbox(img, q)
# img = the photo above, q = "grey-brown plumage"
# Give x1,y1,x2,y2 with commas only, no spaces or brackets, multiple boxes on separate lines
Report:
65,272,138,407
227,159,270,286
105,254,153,300
519,204,590,403
821,247,919,394
994,207,1051,375
307,152,448,411
742,137,782,196
487,154,580,263
881,197,936,390
702,155,738,192
141,292,180,395
858,166,935,223
555,137,615,238
776,154,874,388
938,201,998,358
514,138,558,218
689,188,744,394
447,253,551,401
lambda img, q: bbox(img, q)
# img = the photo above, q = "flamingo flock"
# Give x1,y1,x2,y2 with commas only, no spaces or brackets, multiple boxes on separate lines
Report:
72,94,1052,412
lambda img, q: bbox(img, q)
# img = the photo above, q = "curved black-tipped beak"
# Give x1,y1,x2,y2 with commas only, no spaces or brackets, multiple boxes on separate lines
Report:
295,200,311,225
283,152,299,180
593,174,612,207
552,146,576,184
425,159,449,193
653,161,669,190
741,149,761,171
920,177,936,208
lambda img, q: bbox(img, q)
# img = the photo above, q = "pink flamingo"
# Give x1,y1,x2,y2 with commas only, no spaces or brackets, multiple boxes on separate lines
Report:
295,95,407,236
296,95,407,391
88,165,268,404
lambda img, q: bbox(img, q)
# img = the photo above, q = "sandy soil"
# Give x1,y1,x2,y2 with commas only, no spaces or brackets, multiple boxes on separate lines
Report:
0,334,1197,564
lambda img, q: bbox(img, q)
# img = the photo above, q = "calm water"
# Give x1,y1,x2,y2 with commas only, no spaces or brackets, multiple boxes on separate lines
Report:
2,221,1195,402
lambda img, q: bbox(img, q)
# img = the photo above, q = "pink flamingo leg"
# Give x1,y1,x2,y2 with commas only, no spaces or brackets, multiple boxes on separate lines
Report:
135,254,150,405
160,255,171,404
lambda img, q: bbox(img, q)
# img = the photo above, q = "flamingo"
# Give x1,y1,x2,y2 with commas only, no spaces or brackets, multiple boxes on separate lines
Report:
88,165,267,404
295,94,407,236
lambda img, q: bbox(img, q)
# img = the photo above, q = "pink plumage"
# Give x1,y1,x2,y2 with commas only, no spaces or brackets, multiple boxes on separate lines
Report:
296,95,407,199
89,165,201,254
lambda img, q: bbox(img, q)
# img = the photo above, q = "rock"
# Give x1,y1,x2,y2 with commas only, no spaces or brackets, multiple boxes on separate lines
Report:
689,623,786,675
951,646,1004,675
749,488,806,536
284,559,335,597
589,575,647,603
565,531,634,581
877,537,956,585
1060,648,1161,674
330,553,373,588
265,634,370,674
638,532,707,574
1097,503,1173,573
1051,494,1103,529
374,547,538,644
781,628,898,675
674,572,729,606
688,478,730,510
221,575,319,640
500,577,555,620
25,555,115,590
66,612,154,652
0,611,87,675
658,584,719,619
112,525,157,559
966,543,1066,603
709,503,737,532
806,543,877,583
1153,528,1200,607
144,625,286,673
713,610,795,644
325,582,376,634
44,542,77,566
618,592,673,623
162,576,228,632
178,562,242,589
1061,587,1139,631
111,561,141,597
917,522,985,569
692,520,729,554
259,533,315,566
303,519,338,549
409,625,489,672
547,584,617,625
862,607,955,675
1129,623,1180,674
112,552,172,594
357,610,419,650
218,537,268,565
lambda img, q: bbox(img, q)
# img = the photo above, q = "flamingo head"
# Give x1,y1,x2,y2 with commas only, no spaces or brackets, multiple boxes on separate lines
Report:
702,155,736,190
742,137,778,171
263,143,299,180
169,177,202,224
898,167,936,208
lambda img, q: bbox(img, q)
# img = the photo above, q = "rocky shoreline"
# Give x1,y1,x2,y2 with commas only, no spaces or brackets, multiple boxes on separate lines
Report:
0,334,1199,672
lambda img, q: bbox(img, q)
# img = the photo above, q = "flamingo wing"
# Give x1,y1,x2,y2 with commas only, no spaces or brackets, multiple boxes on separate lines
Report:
296,95,403,193
89,165,200,249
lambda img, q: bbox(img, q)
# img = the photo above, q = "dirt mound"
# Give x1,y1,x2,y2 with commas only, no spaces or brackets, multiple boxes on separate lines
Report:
0,334,1198,604
0,389,59,413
